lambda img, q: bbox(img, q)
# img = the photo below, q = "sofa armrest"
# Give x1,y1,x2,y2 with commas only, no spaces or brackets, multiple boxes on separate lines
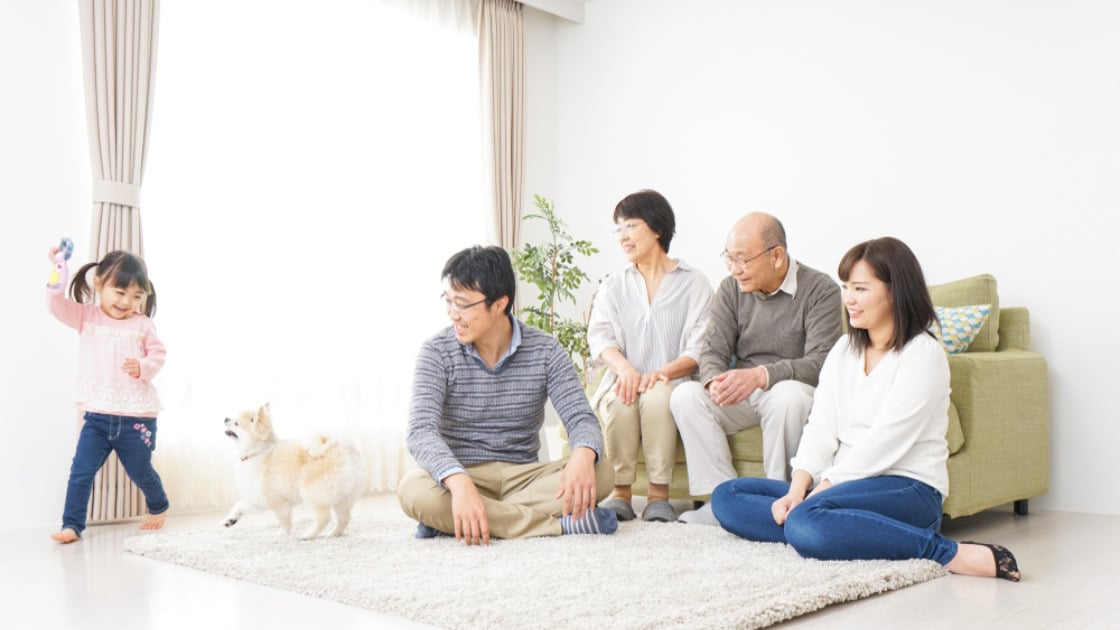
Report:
996,307,1031,351
943,349,1050,518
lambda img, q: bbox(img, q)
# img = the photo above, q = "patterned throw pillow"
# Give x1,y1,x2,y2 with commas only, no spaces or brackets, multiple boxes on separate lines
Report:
933,304,992,355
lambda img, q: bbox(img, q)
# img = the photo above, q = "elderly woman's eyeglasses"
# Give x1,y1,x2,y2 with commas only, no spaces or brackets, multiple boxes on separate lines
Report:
611,221,642,237
720,245,778,270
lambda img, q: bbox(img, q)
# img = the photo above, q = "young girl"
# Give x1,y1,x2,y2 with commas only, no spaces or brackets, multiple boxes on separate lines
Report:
46,244,169,543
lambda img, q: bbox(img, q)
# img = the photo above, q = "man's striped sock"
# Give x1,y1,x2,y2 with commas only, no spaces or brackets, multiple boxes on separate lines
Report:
560,507,619,535
415,522,453,539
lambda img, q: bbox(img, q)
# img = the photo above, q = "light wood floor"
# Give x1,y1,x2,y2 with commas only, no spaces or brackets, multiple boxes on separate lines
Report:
5,494,1117,629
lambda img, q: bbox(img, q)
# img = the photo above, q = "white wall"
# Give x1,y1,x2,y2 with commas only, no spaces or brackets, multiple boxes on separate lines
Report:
5,1,1116,529
523,7,559,246
1,0,89,529
527,0,1120,515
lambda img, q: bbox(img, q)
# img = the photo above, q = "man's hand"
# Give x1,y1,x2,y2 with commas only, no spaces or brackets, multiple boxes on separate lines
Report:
708,367,767,407
444,473,490,546
556,446,597,520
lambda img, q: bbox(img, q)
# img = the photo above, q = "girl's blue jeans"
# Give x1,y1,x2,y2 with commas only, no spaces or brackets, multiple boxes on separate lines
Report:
711,475,958,565
61,412,170,536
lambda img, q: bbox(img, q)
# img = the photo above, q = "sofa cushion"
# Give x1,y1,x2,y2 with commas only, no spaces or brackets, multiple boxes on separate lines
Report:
933,304,991,355
636,428,766,464
927,274,1000,352
729,427,764,462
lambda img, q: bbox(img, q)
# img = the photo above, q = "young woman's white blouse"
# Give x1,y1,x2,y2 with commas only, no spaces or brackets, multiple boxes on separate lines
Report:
789,332,951,498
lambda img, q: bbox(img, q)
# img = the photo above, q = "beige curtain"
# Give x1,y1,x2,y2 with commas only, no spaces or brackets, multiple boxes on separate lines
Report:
78,0,160,523
477,0,525,250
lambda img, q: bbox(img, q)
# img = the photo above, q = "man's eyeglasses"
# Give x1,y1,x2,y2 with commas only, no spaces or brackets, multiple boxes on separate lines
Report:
720,245,778,270
611,221,642,237
441,293,488,313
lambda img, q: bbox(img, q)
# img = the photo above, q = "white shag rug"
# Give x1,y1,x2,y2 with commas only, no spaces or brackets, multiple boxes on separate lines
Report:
123,504,947,629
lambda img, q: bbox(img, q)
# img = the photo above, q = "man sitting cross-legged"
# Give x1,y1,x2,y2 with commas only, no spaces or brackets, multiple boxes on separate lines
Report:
398,245,617,545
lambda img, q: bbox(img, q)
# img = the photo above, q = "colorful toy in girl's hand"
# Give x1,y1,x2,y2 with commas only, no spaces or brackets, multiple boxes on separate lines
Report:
47,237,74,291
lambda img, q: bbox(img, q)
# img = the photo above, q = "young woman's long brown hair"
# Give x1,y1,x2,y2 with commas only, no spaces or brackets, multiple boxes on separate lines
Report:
838,237,934,353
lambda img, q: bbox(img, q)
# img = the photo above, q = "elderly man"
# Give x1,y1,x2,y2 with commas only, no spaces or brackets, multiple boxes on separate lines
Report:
670,213,842,524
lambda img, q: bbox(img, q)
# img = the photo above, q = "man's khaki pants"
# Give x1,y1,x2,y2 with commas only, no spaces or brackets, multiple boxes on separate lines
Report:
398,456,614,539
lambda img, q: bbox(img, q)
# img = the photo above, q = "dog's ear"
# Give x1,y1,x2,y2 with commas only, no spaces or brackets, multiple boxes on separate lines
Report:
256,403,273,435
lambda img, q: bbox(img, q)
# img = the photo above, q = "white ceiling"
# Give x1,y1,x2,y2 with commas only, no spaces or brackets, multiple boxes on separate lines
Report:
520,0,588,23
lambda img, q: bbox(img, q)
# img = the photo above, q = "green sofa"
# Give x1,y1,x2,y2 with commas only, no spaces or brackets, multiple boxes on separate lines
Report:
565,273,1050,519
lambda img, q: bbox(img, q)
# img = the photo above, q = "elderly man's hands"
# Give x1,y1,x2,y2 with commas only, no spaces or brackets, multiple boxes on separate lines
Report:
707,366,767,406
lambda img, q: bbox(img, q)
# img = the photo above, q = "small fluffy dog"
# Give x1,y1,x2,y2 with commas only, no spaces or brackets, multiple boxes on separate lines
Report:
223,403,365,539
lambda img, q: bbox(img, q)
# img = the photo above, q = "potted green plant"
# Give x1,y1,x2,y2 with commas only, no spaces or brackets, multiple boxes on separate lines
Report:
510,194,599,386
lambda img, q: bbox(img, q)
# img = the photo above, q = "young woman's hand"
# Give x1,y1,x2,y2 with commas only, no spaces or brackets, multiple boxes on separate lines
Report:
771,492,803,525
807,479,833,498
773,470,814,525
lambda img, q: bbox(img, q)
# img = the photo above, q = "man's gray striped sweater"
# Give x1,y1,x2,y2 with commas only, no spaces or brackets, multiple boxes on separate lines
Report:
406,320,604,483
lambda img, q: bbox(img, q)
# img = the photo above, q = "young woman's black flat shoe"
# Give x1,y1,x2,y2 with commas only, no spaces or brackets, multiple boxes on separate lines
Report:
963,541,1022,582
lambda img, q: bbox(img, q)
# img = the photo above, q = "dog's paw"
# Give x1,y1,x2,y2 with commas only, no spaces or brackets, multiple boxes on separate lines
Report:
223,518,238,528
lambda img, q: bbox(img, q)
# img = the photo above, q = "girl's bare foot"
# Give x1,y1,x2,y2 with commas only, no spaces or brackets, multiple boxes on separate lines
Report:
50,528,80,544
139,513,166,530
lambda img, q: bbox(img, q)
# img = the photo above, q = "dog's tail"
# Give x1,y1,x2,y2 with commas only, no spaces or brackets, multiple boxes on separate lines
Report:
306,435,337,458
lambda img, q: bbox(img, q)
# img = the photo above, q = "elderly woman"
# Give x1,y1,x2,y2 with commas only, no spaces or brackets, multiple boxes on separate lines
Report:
587,190,712,522
711,237,1020,581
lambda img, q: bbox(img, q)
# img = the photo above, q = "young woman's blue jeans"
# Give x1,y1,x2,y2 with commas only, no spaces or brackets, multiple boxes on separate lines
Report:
710,475,958,565
61,412,170,536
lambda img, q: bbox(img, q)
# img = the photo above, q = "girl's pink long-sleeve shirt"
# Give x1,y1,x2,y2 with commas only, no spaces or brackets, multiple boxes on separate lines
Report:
48,292,166,417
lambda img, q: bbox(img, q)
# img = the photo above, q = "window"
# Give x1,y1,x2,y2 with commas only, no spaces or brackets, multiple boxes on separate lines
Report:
143,0,483,508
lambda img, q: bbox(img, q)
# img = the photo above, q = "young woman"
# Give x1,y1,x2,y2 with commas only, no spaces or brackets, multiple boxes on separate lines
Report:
710,237,1020,581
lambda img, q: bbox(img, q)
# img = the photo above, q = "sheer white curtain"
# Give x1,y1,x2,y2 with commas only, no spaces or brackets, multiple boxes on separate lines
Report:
143,0,484,512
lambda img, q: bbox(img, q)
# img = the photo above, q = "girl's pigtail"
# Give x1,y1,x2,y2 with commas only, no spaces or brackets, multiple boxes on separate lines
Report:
143,280,157,319
68,261,100,304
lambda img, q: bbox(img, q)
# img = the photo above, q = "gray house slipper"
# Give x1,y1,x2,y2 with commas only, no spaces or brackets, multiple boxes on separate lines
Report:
641,500,677,523
600,498,637,521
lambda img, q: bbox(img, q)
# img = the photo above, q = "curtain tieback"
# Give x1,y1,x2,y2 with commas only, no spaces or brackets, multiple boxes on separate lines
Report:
92,180,141,208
